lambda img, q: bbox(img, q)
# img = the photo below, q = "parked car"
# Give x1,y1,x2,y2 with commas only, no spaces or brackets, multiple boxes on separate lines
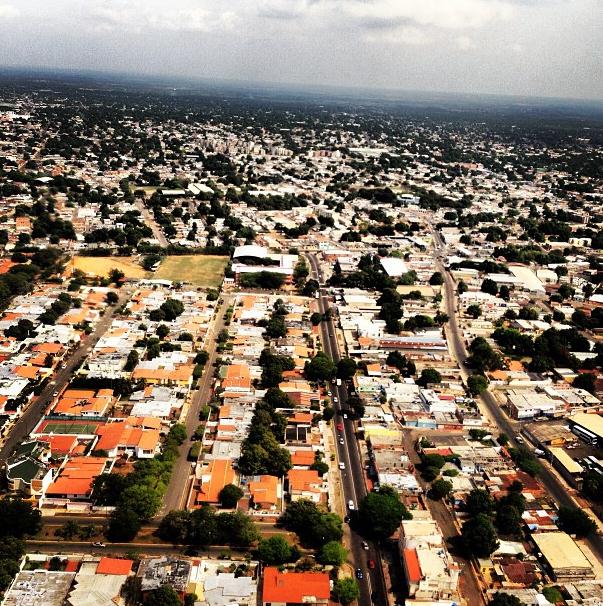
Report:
355,568,363,579
336,423,344,431
339,462,346,470
348,500,355,510
361,541,369,550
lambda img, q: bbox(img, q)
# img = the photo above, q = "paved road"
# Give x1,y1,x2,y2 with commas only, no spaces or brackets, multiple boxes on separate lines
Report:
308,253,386,606
432,229,603,566
160,294,234,514
134,199,168,248
0,286,133,462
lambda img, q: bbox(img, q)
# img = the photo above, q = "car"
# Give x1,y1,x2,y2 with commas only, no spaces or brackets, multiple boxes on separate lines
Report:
343,413,348,419
361,541,369,550
515,435,524,444
355,568,363,579
339,462,346,470
333,396,338,404
339,437,344,445
336,423,344,431
53,391,59,397
348,500,355,510
92,542,106,548
368,559,375,569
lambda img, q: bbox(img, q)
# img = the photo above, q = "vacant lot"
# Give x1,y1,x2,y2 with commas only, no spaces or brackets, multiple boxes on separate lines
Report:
71,256,148,279
71,255,228,288
154,255,228,287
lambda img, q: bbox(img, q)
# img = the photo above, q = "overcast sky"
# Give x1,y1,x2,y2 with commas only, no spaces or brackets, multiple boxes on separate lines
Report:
0,0,601,100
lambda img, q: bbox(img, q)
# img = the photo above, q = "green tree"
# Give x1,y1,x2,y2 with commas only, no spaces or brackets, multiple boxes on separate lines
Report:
490,592,526,606
557,506,597,538
358,491,409,540
107,507,141,542
279,499,343,548
158,510,191,544
467,304,482,319
258,534,295,565
495,504,523,535
0,497,42,538
145,584,182,606
119,484,162,521
461,513,499,557
429,271,444,285
467,374,488,395
429,479,453,500
106,291,119,305
481,278,498,296
318,540,347,566
573,373,596,394
310,312,323,326
156,324,170,340
418,368,442,387
458,280,468,295
337,357,357,380
465,489,494,516
422,453,445,469
332,578,360,605
215,511,259,546
304,352,336,382
218,484,244,508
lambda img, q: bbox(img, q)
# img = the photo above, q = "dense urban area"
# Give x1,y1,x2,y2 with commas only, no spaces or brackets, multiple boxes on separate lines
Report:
0,72,601,606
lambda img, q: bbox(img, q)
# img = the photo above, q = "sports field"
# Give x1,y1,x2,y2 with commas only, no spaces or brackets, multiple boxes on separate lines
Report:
71,256,148,279
38,419,101,434
71,255,228,287
153,255,228,287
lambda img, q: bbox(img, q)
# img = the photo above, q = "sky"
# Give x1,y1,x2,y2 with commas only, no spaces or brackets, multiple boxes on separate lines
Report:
0,0,601,100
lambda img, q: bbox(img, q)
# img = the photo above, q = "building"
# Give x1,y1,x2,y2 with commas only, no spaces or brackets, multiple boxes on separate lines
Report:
261,568,330,606
567,412,603,446
532,532,595,581
2,570,76,606
5,440,53,497
137,557,192,594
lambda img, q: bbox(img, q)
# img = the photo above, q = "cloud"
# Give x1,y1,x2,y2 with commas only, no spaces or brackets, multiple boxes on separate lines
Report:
456,35,477,50
0,4,18,19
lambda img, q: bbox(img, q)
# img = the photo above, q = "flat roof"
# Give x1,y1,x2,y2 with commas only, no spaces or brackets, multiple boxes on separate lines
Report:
533,532,593,571
569,412,603,439
549,447,583,474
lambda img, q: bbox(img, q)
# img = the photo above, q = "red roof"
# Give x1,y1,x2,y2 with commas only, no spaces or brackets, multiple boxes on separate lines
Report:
96,557,133,575
262,567,330,602
404,548,422,583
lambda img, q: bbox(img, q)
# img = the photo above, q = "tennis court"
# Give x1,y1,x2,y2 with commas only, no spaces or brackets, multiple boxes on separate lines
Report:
38,419,101,434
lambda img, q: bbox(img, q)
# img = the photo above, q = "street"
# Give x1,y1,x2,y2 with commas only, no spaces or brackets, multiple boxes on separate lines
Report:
308,253,387,606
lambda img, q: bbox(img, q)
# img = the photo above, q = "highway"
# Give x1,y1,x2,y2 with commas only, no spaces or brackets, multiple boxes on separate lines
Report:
308,253,387,606
432,229,603,566
0,286,134,463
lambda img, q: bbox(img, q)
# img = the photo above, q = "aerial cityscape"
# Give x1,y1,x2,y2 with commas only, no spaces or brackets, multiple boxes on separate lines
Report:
0,2,601,606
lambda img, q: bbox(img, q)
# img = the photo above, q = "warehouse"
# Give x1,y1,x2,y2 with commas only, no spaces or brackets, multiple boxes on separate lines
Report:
532,532,595,581
568,412,603,447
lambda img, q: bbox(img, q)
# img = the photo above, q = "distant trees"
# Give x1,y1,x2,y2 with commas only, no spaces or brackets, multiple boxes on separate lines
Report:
481,278,498,296
239,271,286,290
337,357,357,380
466,337,503,373
467,304,482,319
386,350,416,376
429,271,444,286
418,368,442,387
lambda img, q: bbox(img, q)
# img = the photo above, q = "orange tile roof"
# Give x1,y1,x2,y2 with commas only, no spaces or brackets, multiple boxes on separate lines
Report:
96,557,133,575
248,474,278,506
95,421,160,452
197,459,236,504
53,393,112,416
221,377,251,390
287,469,322,493
14,365,41,379
46,456,107,497
262,568,330,603
404,548,422,583
33,342,64,354
39,435,78,455
225,364,250,379
290,450,315,466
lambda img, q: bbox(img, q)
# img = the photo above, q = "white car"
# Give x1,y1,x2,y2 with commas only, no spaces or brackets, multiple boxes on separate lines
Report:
339,462,345,470
348,500,355,510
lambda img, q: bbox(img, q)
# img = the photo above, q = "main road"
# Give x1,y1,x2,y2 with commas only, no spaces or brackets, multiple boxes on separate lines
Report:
307,253,387,606
432,228,603,566
0,285,134,462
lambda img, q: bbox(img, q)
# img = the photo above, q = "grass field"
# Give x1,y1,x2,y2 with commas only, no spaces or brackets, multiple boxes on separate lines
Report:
154,255,228,288
71,255,228,288
71,256,148,279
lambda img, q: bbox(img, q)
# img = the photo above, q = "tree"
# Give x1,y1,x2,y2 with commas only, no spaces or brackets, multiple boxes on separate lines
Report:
119,484,162,521
305,352,336,382
458,280,468,295
430,479,453,500
107,507,141,542
337,357,357,380
145,584,182,606
124,349,139,372
156,324,170,340
429,271,444,285
461,514,499,557
358,491,409,540
495,504,523,535
498,285,511,301
481,278,498,296
418,368,442,387
218,484,244,508
158,510,191,544
467,304,482,319
279,499,343,548
310,312,322,326
490,592,525,606
160,298,184,321
106,291,119,305
215,510,259,546
0,497,42,538
465,489,494,517
573,373,597,395
332,578,360,605
422,453,445,469
258,535,295,565
583,471,603,502
557,506,597,537
318,540,347,566
467,374,488,395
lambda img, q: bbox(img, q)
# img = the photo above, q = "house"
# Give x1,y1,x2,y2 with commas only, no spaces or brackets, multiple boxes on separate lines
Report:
5,440,53,497
44,456,111,503
94,417,161,459
137,557,191,595
286,469,326,503
52,389,114,417
193,459,236,506
248,475,280,510
261,568,330,606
